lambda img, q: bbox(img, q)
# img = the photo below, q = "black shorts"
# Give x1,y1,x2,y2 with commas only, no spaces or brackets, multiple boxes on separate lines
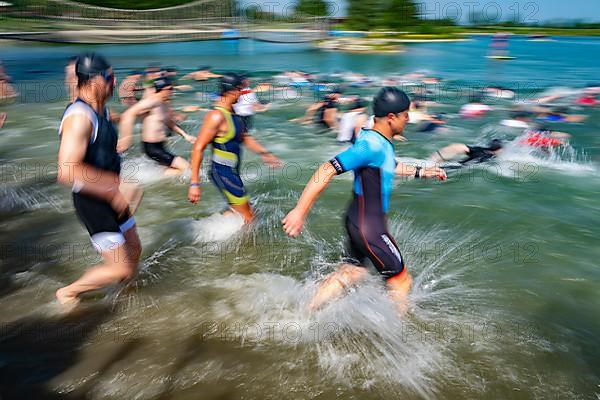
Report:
239,115,253,132
73,193,135,253
142,141,175,167
344,199,405,279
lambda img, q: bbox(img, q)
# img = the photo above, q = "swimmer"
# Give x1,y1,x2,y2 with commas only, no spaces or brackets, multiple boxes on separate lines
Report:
118,70,143,106
500,110,533,129
282,87,446,314
118,76,195,176
430,139,505,165
576,94,598,106
337,98,368,142
520,127,570,148
65,56,78,103
182,66,222,81
460,93,492,118
56,53,142,306
188,73,282,223
233,74,270,133
537,107,587,123
294,88,343,129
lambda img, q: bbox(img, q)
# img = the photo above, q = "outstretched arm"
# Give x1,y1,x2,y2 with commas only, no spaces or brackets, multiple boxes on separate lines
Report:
429,143,470,163
243,134,282,167
396,162,447,180
282,162,337,237
117,98,155,153
166,113,195,144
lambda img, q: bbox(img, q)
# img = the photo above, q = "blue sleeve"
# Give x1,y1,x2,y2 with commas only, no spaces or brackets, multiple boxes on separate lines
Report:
330,138,381,174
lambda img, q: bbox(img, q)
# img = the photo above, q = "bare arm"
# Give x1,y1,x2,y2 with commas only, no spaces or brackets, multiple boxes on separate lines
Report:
429,143,470,163
188,110,223,203
58,114,126,212
243,134,282,167
395,162,447,180
282,162,337,237
117,98,155,152
298,102,323,123
166,112,195,144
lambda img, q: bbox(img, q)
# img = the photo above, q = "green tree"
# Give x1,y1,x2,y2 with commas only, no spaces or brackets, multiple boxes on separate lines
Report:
295,0,329,17
347,0,419,31
381,0,418,30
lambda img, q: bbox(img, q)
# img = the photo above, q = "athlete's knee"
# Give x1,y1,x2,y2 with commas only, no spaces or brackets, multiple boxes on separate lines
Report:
171,156,189,170
338,264,367,285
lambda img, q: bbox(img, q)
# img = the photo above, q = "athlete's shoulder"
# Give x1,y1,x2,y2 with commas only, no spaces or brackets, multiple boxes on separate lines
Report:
356,129,386,151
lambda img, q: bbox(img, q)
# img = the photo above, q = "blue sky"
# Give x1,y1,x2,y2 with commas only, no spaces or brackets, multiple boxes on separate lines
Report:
240,0,600,22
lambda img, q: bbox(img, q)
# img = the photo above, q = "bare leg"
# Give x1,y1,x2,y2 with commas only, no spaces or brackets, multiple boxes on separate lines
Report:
386,270,413,315
0,112,6,129
308,263,370,311
164,156,190,176
55,226,142,305
230,202,254,224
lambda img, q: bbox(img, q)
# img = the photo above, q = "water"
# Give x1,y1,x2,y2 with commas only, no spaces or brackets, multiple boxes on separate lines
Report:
1,36,600,399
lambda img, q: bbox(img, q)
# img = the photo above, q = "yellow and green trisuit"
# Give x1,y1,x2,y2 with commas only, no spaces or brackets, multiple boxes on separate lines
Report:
210,106,249,206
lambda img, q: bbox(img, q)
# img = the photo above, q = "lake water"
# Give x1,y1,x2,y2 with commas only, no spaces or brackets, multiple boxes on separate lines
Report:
1,36,599,399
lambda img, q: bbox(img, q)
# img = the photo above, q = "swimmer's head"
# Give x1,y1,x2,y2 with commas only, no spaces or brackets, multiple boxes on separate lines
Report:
469,93,483,103
510,110,533,121
351,98,366,110
487,139,504,152
219,72,244,99
75,53,115,97
154,76,173,97
373,87,411,134
239,73,250,87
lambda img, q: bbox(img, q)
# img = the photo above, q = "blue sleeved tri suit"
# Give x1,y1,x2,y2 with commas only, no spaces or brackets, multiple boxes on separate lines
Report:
329,129,406,279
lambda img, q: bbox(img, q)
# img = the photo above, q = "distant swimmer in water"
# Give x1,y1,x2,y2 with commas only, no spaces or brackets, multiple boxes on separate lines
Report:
188,73,282,223
233,74,270,133
293,88,343,130
118,76,196,176
283,87,446,314
520,127,570,148
182,66,222,81
56,53,142,306
118,70,143,106
500,110,533,129
460,93,492,118
576,93,599,106
536,107,587,123
430,139,505,166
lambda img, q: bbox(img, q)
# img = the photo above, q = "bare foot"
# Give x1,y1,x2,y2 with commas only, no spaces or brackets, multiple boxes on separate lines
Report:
56,287,80,307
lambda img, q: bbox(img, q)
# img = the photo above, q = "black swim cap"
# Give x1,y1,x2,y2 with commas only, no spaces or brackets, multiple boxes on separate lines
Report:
75,53,111,82
154,76,173,92
373,87,411,117
219,73,244,95
352,99,366,109
487,139,504,151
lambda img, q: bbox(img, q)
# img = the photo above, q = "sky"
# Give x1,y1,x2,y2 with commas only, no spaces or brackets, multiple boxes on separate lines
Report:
239,0,600,22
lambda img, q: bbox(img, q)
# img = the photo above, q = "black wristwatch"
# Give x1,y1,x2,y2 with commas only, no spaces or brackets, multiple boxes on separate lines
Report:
414,166,423,179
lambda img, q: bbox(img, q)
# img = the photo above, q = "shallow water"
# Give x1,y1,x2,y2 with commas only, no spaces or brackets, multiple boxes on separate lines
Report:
1,37,599,399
